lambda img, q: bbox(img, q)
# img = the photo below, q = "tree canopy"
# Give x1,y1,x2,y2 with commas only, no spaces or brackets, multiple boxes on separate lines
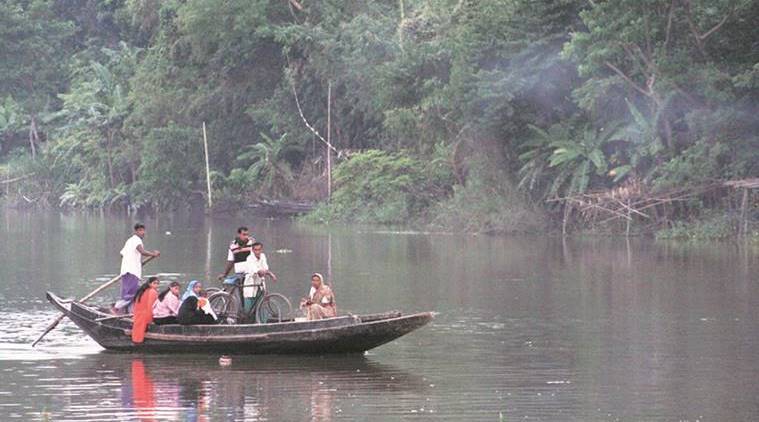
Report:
1,0,756,234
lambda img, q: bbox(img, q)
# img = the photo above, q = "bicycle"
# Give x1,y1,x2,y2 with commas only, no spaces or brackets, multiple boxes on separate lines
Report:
207,274,292,324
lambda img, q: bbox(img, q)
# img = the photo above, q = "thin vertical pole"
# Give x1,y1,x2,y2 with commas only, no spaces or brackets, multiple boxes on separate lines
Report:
398,0,405,46
326,82,332,200
327,232,333,287
202,121,213,209
205,221,213,280
740,187,749,237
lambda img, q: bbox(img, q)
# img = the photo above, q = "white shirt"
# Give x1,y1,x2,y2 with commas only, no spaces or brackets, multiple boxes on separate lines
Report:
244,253,268,276
242,253,268,298
120,234,143,277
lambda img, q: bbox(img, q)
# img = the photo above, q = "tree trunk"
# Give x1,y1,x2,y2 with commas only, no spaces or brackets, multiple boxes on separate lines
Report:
740,188,749,237
28,115,38,160
106,130,116,188
562,202,571,236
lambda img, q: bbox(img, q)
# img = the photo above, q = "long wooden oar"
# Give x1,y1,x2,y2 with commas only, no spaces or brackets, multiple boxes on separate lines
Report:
31,255,157,347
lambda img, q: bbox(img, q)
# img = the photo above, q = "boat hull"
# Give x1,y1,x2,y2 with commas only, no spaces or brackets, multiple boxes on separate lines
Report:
46,292,433,354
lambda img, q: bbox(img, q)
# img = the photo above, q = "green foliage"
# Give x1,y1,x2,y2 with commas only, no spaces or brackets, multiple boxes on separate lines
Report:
655,212,739,240
518,122,622,200
307,149,453,224
0,0,75,107
0,96,26,154
48,44,139,209
133,124,203,209
237,133,302,198
431,154,545,234
0,0,755,237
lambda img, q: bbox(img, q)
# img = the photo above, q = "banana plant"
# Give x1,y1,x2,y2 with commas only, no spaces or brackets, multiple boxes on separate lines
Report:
238,132,303,198
519,121,624,200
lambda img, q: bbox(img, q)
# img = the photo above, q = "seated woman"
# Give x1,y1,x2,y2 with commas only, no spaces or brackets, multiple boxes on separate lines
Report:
177,281,217,325
181,280,202,302
131,277,160,343
299,273,336,320
152,281,181,325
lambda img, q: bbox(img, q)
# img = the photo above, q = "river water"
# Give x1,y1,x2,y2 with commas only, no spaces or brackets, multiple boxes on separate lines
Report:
0,210,757,421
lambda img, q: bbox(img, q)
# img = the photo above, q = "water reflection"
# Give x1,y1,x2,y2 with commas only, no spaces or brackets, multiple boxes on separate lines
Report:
63,353,427,421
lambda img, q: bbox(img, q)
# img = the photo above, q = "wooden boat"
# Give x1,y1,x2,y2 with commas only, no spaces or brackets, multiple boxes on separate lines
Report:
46,292,434,354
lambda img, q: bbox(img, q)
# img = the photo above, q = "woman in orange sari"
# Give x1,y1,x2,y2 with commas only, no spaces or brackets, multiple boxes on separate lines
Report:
132,277,160,343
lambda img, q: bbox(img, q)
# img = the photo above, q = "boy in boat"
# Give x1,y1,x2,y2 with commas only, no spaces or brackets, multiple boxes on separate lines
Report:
114,223,160,312
217,226,255,282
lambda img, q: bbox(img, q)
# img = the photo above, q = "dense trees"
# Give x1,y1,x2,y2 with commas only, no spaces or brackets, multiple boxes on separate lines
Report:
0,0,756,234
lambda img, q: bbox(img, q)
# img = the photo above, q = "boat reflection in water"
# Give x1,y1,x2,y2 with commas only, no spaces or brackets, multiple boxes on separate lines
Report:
101,353,426,421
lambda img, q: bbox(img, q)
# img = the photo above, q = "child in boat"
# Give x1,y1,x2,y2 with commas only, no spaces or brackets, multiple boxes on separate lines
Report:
177,284,218,325
299,273,336,320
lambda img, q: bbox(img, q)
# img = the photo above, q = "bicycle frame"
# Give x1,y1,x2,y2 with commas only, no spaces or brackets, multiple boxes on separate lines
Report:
226,274,267,322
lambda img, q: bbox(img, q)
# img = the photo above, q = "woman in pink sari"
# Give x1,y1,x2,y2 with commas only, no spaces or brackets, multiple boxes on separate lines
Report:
300,273,336,320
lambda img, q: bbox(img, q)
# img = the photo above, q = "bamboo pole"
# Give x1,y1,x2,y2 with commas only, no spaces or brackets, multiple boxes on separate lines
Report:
32,256,157,347
202,121,213,209
327,82,332,200
0,173,34,184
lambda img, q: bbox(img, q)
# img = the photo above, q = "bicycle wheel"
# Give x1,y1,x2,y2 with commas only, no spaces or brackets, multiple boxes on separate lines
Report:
208,291,232,319
205,287,222,296
255,293,292,323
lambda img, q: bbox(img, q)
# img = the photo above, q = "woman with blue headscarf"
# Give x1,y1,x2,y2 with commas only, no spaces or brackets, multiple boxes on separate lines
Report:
177,281,217,325
181,280,201,302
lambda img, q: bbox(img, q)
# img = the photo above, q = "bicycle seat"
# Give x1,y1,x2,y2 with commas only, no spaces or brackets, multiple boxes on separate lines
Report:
223,275,241,285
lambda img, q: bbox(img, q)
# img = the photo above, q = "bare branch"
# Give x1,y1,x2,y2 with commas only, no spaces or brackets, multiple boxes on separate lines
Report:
0,173,35,184
604,61,651,98
288,0,304,11
683,0,732,56
289,79,338,153
663,0,675,51
683,0,708,56
700,11,730,40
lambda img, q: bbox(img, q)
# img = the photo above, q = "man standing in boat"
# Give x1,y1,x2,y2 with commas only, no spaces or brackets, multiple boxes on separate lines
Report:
115,223,160,312
242,241,277,312
217,226,255,281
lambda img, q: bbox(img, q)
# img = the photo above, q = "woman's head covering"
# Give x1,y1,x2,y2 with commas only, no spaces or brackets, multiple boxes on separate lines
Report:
309,273,324,300
181,280,200,302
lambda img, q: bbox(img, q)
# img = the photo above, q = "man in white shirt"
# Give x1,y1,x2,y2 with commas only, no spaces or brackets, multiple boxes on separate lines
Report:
115,223,160,311
242,242,277,312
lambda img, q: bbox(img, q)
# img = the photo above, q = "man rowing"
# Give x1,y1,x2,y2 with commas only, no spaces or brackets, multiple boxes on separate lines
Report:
115,223,160,312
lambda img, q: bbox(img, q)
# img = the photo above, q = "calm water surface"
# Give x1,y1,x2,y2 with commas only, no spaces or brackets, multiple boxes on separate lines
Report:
0,210,757,421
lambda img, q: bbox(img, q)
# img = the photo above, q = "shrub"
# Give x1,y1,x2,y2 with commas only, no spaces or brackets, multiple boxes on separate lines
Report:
305,149,453,224
430,153,545,234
